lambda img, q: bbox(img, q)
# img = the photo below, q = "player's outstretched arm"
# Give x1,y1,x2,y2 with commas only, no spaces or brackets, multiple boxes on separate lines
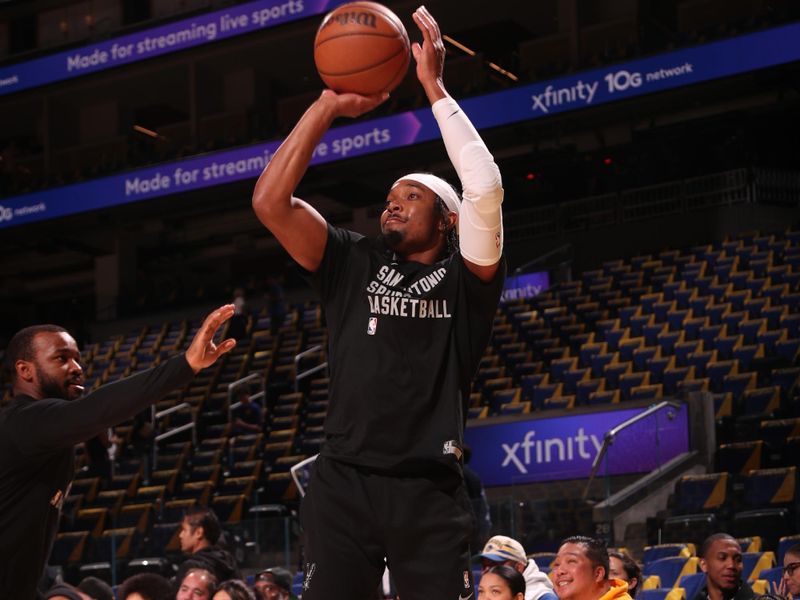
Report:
252,90,388,273
185,303,238,372
412,6,504,283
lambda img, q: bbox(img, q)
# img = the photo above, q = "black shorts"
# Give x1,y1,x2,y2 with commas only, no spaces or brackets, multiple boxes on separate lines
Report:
299,456,475,600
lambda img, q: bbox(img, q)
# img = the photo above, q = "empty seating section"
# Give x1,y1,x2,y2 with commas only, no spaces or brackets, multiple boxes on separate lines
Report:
24,228,796,577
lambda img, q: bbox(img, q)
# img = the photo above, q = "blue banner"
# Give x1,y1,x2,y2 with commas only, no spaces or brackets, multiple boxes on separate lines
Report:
502,271,550,303
1,22,799,228
0,0,348,96
464,404,689,486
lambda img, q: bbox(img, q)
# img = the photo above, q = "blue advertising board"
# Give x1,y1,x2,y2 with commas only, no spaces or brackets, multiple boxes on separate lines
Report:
502,271,550,303
0,0,349,96
464,404,689,486
1,22,799,228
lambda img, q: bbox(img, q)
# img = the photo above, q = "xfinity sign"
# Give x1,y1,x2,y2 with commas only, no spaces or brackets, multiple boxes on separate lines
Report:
465,404,689,486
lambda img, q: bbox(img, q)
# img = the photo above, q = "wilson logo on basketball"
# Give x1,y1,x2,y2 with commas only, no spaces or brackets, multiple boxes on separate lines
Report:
322,11,377,29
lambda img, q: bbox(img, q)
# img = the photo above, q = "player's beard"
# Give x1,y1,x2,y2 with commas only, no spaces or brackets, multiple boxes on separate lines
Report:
383,228,404,249
35,363,80,400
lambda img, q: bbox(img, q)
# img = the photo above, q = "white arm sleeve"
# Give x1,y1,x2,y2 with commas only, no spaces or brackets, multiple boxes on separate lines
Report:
432,96,504,266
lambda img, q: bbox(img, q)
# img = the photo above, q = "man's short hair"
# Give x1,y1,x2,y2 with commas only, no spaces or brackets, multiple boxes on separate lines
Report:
561,535,610,580
117,572,174,600
183,568,219,591
77,576,114,600
4,324,67,380
184,505,222,544
786,543,800,557
700,533,738,558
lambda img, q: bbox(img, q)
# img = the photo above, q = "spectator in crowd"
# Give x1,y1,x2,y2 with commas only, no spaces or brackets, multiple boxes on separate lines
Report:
692,533,756,600
83,427,122,484
608,550,641,597
45,583,91,600
479,565,526,600
0,305,236,598
117,572,174,600
77,575,115,600
551,535,632,600
231,388,263,435
176,506,241,583
463,442,492,550
776,543,800,600
480,535,558,600
214,579,256,600
254,567,295,600
177,568,218,600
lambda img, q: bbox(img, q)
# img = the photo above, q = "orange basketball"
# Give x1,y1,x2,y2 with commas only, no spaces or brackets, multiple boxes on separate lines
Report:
314,1,410,95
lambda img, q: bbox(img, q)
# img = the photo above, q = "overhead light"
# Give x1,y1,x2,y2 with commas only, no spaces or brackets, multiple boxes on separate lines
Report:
133,124,159,138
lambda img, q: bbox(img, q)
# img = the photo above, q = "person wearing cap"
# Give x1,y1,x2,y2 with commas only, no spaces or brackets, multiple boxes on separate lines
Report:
480,535,559,600
254,568,294,600
252,7,504,600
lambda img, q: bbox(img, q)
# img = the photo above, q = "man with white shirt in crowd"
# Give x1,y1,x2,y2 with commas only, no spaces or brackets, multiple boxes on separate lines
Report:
480,535,559,600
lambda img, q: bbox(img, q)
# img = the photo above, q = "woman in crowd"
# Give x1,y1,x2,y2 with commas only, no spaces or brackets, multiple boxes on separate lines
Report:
479,565,527,600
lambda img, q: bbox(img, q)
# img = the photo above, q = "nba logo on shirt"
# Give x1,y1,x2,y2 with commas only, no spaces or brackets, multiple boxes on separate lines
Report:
367,317,377,335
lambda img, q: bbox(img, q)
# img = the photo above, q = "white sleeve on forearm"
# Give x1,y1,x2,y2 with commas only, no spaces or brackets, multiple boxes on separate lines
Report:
432,96,504,266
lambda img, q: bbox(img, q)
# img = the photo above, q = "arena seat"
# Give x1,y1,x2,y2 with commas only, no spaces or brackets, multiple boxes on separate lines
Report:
741,386,781,418
777,534,800,564
642,556,699,588
673,473,729,515
662,514,719,549
638,589,685,600
741,551,775,582
733,466,797,549
50,531,89,566
716,441,763,474
677,572,706,600
642,543,695,566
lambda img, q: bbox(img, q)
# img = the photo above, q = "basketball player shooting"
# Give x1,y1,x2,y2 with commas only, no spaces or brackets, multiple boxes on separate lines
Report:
252,6,505,599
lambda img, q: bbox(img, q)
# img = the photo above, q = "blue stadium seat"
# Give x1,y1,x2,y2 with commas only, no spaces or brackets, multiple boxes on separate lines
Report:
638,589,685,600
663,366,695,396
741,551,775,582
741,386,780,418
642,556,699,588
716,441,763,475
678,572,706,600
642,543,695,566
673,473,729,515
778,535,800,564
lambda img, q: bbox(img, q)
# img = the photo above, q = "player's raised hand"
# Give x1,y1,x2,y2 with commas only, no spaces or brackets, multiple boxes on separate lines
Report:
319,88,388,119
412,6,445,86
185,304,237,372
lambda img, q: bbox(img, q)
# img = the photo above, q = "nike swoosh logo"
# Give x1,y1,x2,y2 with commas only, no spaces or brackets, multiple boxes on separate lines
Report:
459,594,473,600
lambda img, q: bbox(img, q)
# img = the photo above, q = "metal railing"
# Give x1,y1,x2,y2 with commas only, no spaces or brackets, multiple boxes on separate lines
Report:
582,400,683,501
227,372,266,422
294,344,328,392
152,401,195,469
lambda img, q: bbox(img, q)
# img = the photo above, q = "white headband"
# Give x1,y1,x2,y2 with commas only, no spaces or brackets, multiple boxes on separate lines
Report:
392,173,461,215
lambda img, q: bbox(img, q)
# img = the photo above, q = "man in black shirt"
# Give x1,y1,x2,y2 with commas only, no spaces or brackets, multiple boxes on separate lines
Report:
0,304,237,599
691,533,756,600
175,505,241,583
252,7,504,599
